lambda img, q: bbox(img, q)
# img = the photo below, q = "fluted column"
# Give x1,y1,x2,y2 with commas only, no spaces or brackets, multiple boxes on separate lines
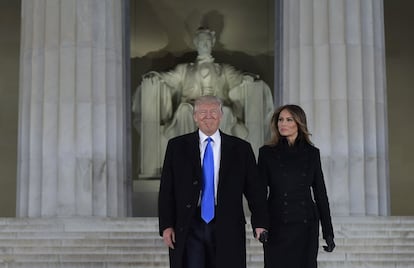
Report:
17,0,130,217
281,0,389,215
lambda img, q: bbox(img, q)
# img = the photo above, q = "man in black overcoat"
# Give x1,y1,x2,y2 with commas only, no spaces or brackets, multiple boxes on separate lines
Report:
158,95,269,268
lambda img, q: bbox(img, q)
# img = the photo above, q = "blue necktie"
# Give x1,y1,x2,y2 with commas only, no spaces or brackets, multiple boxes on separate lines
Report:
201,137,214,223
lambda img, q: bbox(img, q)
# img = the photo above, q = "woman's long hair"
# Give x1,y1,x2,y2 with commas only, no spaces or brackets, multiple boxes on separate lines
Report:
267,104,313,146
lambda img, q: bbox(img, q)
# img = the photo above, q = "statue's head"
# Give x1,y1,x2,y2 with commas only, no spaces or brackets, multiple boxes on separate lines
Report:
193,27,216,56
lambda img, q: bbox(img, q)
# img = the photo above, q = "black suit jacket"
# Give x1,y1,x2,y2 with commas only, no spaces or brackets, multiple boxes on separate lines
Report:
158,130,268,268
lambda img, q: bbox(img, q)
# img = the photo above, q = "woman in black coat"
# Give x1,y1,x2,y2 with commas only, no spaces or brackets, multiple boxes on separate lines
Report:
258,104,335,268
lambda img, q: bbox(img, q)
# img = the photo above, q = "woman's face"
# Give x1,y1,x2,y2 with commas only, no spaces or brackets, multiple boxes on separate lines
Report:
277,109,298,142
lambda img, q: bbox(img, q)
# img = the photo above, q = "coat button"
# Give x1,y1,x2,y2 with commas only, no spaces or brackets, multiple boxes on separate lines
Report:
193,181,198,185
284,201,288,205
186,204,191,208
284,192,288,197
301,201,305,205
303,219,308,223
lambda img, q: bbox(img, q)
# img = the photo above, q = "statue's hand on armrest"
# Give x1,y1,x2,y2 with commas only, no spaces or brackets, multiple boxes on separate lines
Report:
141,71,165,89
141,71,163,91
242,72,259,83
143,71,162,80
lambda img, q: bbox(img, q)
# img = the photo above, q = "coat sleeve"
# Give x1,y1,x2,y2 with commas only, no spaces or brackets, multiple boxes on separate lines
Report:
244,144,269,230
312,148,334,239
257,147,270,196
158,140,176,236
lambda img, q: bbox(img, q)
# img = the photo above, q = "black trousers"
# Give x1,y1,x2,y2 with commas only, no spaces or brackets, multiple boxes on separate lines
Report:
184,208,216,268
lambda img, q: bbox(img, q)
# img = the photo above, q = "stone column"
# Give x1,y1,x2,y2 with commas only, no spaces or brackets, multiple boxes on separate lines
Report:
281,0,389,215
17,0,130,217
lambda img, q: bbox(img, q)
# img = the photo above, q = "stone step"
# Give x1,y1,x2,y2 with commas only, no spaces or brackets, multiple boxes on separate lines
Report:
0,216,412,268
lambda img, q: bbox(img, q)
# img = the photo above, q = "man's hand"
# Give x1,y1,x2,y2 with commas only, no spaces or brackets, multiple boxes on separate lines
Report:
162,227,176,249
323,236,335,252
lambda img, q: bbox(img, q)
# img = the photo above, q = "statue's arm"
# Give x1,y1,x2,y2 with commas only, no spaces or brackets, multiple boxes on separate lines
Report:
142,66,184,91
223,64,257,86
158,64,186,92
222,64,244,89
140,64,187,123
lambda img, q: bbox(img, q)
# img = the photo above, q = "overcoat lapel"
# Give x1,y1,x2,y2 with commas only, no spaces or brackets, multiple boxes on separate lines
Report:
218,133,231,177
217,132,233,204
186,131,202,179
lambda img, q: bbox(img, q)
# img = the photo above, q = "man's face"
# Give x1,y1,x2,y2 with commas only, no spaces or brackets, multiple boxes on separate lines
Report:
193,102,222,136
195,33,213,56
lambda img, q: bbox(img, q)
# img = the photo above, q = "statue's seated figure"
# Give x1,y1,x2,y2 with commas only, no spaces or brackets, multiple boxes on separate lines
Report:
133,27,274,178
